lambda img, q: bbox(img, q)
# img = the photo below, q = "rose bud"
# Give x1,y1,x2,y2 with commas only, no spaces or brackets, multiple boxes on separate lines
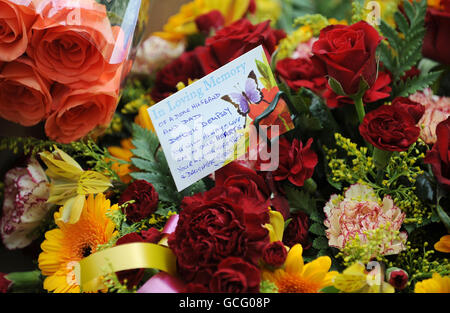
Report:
262,241,288,267
386,267,409,290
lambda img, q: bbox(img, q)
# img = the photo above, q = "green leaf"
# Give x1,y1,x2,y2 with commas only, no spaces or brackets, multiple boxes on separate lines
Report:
415,173,435,203
309,208,323,223
436,204,450,232
309,222,326,236
328,77,346,96
379,20,401,53
285,186,316,215
130,124,206,204
256,59,275,89
312,236,329,250
320,285,340,293
394,71,443,97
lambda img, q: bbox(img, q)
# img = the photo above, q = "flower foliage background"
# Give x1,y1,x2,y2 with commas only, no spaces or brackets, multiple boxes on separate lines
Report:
0,0,450,294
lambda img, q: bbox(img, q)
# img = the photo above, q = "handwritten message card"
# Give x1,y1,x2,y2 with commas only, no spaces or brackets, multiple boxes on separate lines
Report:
148,45,294,191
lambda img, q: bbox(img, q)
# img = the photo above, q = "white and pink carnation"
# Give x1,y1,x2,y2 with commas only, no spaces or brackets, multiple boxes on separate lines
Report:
1,157,51,250
323,183,407,255
409,88,450,144
291,37,318,60
131,36,186,75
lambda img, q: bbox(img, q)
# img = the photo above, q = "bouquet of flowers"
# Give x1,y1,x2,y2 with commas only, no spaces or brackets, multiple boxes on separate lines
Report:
0,0,449,295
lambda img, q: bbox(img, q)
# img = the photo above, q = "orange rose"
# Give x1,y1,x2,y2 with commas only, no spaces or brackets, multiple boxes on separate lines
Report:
44,70,120,143
28,0,123,88
0,56,52,126
0,0,36,61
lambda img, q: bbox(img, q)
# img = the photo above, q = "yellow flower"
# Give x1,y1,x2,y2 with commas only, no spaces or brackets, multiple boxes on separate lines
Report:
154,0,250,42
249,0,282,26
333,263,395,293
435,235,450,253
264,209,284,243
262,244,338,293
40,147,112,224
415,273,450,293
38,194,118,293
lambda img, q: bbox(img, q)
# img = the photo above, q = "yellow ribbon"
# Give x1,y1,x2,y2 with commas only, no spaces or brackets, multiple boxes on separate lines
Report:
74,242,177,291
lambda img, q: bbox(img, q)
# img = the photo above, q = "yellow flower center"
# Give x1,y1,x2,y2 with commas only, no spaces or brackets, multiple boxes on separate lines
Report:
275,273,322,293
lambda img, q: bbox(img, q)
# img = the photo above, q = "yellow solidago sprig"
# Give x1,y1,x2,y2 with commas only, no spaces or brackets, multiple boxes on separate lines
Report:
337,223,406,267
40,146,112,224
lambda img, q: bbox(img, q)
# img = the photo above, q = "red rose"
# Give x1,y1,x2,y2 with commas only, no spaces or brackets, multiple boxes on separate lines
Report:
257,137,318,187
262,241,288,267
423,6,450,66
197,19,286,74
168,186,270,285
276,56,327,94
0,273,12,293
215,161,270,202
119,180,159,223
184,283,210,293
359,104,421,152
391,97,425,124
424,117,450,189
195,10,225,34
282,211,311,249
324,71,392,108
151,49,205,102
312,21,382,95
209,257,261,293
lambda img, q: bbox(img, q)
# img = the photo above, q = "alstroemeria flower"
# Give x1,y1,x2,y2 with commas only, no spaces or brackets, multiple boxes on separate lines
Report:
1,157,51,250
40,146,112,224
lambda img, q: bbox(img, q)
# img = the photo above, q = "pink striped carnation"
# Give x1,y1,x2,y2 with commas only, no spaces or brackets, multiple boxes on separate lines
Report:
323,183,407,255
1,157,51,250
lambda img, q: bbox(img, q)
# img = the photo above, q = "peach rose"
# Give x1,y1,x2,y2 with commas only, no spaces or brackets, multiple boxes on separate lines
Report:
44,69,120,143
28,0,122,88
0,0,36,61
0,56,52,126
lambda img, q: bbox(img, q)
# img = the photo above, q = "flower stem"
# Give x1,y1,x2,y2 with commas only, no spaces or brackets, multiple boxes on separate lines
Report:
353,96,365,124
373,147,393,184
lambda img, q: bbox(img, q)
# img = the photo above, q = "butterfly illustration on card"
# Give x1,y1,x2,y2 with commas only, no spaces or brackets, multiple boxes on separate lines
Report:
221,71,263,122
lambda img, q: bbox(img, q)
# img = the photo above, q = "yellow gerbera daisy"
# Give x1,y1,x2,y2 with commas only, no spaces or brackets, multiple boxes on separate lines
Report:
435,235,450,253
38,194,118,293
262,244,338,293
415,273,450,293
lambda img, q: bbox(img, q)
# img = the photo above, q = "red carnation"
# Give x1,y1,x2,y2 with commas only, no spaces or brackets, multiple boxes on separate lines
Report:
168,186,270,286
196,19,286,74
276,56,327,94
424,117,450,189
195,10,225,34
312,21,382,95
115,229,162,289
391,97,425,124
262,241,288,267
257,137,318,187
282,211,311,249
119,180,159,223
359,104,421,152
209,257,261,293
151,49,205,102
0,273,11,293
215,161,270,202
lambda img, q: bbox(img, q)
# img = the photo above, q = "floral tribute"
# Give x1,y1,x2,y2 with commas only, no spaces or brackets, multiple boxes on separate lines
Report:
0,0,450,295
